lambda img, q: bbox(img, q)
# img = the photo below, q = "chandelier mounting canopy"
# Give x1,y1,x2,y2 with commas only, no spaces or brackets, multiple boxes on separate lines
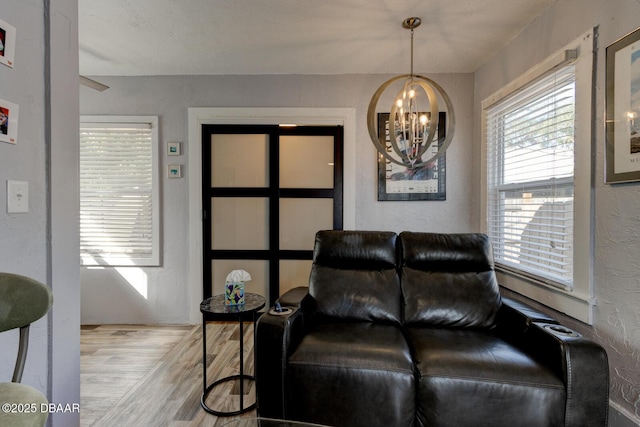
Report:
402,17,421,30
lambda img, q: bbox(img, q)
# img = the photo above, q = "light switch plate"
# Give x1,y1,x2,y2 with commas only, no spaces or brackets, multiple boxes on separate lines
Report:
7,180,28,213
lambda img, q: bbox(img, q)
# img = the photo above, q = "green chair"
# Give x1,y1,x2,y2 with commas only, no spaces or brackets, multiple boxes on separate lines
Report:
0,273,53,427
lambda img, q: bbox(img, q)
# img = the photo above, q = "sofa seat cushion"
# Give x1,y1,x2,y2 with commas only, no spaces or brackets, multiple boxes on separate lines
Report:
287,322,415,427
409,327,566,427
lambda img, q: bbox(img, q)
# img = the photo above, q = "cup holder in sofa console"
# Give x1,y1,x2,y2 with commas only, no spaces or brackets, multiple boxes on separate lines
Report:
543,324,581,337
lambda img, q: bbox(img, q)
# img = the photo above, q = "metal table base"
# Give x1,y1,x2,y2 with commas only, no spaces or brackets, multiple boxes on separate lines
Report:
200,293,265,417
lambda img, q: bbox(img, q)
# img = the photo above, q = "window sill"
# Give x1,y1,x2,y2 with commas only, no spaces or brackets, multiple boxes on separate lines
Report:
496,268,595,324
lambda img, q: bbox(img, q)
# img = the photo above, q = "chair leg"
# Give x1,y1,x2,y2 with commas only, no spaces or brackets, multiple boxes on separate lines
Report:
12,325,29,383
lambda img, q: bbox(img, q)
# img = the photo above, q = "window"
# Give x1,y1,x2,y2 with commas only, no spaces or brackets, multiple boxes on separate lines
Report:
481,29,595,323
486,65,576,289
79,116,160,266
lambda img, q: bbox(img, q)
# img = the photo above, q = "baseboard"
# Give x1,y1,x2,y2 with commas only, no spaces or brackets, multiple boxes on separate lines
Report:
610,400,640,426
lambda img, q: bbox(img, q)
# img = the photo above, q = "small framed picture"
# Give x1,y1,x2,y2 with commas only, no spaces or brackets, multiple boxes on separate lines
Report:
168,164,182,178
167,141,181,156
0,98,19,144
0,18,17,68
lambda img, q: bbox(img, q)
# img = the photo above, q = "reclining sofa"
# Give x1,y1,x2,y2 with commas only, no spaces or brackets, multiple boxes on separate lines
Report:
255,230,609,427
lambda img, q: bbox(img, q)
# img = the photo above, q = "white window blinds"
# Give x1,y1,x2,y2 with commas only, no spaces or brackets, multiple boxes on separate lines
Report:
79,119,159,266
486,65,576,288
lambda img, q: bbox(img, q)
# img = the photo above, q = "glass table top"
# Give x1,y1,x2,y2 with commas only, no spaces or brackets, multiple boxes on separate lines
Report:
200,293,266,316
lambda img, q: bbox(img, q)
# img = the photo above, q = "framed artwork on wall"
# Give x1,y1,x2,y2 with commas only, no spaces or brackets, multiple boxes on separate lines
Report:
377,112,446,201
605,26,640,184
0,18,16,68
0,98,19,144
167,141,181,156
168,164,182,178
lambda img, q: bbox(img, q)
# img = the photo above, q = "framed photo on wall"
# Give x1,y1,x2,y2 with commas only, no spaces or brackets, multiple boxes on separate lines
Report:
0,98,19,144
605,26,640,183
0,18,16,68
377,112,446,201
167,141,182,156
168,164,182,178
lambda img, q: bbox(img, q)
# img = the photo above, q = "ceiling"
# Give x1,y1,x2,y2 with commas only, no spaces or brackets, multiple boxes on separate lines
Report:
78,0,555,77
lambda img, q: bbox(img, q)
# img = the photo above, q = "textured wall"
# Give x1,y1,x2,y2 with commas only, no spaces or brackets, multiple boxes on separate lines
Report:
474,0,640,423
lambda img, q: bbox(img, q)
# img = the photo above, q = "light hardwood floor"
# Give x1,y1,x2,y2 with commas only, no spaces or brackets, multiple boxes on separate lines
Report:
81,323,258,426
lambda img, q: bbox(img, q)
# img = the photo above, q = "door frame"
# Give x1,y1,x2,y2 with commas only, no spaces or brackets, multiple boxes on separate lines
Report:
187,107,356,322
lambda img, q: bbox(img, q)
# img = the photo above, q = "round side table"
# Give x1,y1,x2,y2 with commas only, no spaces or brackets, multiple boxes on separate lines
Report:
200,293,266,416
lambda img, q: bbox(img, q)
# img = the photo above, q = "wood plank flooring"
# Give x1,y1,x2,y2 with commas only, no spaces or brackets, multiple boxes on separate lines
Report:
81,323,258,426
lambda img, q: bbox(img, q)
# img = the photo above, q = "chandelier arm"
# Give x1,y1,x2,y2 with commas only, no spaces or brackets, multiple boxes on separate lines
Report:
389,84,415,164
407,74,456,167
367,78,397,161
411,81,440,161
367,74,417,167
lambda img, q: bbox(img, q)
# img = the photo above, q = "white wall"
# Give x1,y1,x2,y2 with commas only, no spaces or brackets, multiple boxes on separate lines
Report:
474,0,640,424
0,0,48,395
49,1,81,424
0,1,80,426
79,72,475,324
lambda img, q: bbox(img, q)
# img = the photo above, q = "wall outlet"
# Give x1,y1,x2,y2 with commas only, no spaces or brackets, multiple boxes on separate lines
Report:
7,180,28,213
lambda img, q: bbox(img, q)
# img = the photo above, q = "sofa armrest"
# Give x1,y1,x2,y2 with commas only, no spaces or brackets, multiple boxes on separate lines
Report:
494,297,558,343
276,286,309,308
525,322,609,427
255,305,305,419
500,296,558,324
495,300,609,426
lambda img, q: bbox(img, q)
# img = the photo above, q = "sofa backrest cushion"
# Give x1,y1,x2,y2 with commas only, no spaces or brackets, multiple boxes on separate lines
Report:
309,230,402,324
400,232,501,328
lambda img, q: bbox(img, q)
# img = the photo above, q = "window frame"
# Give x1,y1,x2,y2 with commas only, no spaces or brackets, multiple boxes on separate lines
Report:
79,115,161,267
481,29,595,324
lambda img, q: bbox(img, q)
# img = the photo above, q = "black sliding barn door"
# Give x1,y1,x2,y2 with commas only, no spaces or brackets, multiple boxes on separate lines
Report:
202,124,343,304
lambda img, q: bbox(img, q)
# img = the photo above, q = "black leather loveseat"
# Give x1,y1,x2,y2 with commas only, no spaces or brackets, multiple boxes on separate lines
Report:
255,231,609,427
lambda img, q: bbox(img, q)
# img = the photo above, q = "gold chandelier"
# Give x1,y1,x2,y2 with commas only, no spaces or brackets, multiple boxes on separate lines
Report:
367,17,455,169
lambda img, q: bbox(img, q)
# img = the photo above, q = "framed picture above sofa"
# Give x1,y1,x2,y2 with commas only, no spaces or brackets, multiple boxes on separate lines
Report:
377,112,446,201
606,26,640,184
